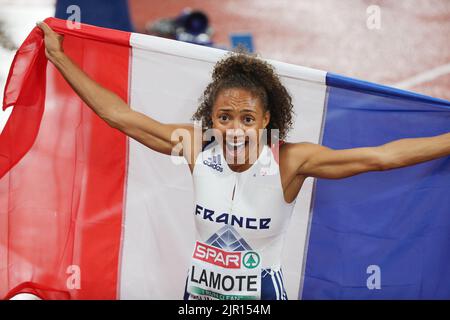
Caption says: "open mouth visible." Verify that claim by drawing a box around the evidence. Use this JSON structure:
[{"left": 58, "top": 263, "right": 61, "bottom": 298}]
[{"left": 224, "top": 140, "right": 248, "bottom": 160}]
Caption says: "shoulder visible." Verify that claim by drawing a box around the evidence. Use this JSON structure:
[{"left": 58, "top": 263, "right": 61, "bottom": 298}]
[{"left": 188, "top": 130, "right": 218, "bottom": 174}]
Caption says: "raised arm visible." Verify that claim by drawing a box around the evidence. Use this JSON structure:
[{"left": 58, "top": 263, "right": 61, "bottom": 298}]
[
  {"left": 37, "top": 22, "right": 198, "bottom": 167},
  {"left": 289, "top": 132, "right": 450, "bottom": 179}
]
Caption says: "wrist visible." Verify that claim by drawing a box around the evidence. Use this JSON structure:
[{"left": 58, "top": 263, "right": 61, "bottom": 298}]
[{"left": 48, "top": 50, "right": 66, "bottom": 65}]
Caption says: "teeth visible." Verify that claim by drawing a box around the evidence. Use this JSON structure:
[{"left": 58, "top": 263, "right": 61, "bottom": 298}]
[{"left": 226, "top": 140, "right": 245, "bottom": 147}]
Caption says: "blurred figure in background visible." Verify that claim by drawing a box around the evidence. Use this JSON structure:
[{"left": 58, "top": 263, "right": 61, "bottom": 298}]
[{"left": 146, "top": 8, "right": 213, "bottom": 46}]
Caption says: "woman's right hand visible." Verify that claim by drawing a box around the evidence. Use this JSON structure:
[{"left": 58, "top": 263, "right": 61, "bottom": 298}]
[{"left": 36, "top": 21, "right": 64, "bottom": 62}]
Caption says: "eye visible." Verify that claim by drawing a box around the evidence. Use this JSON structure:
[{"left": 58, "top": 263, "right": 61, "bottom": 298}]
[
  {"left": 243, "top": 116, "right": 255, "bottom": 124},
  {"left": 219, "top": 114, "right": 230, "bottom": 122}
]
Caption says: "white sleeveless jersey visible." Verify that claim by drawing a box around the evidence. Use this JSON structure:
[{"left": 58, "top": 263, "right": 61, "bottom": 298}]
[{"left": 185, "top": 140, "right": 296, "bottom": 300}]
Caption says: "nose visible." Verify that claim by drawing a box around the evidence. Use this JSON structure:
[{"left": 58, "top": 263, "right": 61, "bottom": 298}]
[{"left": 232, "top": 118, "right": 245, "bottom": 130}]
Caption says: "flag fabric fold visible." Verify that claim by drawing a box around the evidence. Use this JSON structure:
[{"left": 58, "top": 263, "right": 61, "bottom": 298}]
[{"left": 1, "top": 17, "right": 449, "bottom": 300}]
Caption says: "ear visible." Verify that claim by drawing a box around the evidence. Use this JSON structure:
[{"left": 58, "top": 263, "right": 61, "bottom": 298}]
[{"left": 263, "top": 110, "right": 270, "bottom": 128}]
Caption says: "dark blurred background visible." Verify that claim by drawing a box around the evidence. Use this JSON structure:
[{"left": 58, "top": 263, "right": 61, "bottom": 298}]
[{"left": 1, "top": 0, "right": 450, "bottom": 105}]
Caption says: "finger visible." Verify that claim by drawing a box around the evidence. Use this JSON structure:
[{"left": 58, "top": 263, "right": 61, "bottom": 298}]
[{"left": 36, "top": 21, "right": 53, "bottom": 35}]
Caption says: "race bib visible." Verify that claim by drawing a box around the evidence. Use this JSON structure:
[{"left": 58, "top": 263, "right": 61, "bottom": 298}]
[{"left": 187, "top": 241, "right": 262, "bottom": 300}]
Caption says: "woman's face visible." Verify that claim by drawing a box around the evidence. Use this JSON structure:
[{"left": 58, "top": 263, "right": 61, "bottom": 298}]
[{"left": 211, "top": 87, "right": 270, "bottom": 166}]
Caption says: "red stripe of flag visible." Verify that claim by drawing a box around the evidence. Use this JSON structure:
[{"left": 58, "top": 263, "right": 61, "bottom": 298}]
[{"left": 1, "top": 18, "right": 130, "bottom": 299}]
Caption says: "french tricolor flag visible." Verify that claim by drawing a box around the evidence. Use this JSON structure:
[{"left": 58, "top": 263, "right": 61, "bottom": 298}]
[{"left": 1, "top": 18, "right": 449, "bottom": 300}]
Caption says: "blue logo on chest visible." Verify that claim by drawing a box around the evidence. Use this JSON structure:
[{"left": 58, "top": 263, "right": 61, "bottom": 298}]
[{"left": 203, "top": 154, "right": 223, "bottom": 172}]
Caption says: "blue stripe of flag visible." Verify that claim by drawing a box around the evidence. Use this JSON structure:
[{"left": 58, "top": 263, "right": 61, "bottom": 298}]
[{"left": 301, "top": 73, "right": 450, "bottom": 299}]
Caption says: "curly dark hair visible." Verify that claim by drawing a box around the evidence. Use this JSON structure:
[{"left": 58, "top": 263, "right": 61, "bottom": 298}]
[{"left": 191, "top": 49, "right": 295, "bottom": 141}]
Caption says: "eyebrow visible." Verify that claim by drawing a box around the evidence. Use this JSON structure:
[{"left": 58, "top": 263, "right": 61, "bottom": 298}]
[{"left": 217, "top": 107, "right": 257, "bottom": 113}]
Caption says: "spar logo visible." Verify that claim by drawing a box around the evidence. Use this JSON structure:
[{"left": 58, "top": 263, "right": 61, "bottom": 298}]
[
  {"left": 193, "top": 241, "right": 260, "bottom": 269},
  {"left": 194, "top": 241, "right": 241, "bottom": 269},
  {"left": 243, "top": 252, "right": 260, "bottom": 269}
]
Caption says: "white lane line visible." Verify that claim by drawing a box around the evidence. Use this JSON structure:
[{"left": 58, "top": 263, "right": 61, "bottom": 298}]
[{"left": 392, "top": 63, "right": 450, "bottom": 89}]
